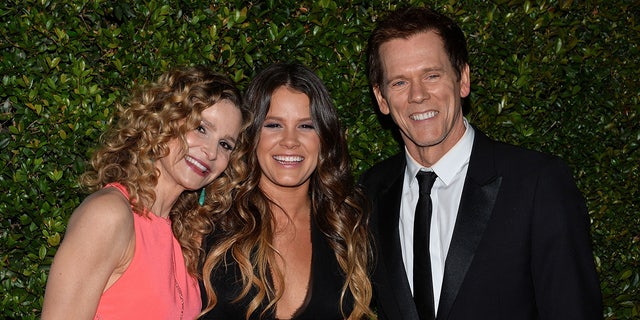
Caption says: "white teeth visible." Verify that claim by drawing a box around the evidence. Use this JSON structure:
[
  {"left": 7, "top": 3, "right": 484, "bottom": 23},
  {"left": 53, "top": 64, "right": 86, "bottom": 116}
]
[
  {"left": 410, "top": 111, "right": 438, "bottom": 121},
  {"left": 273, "top": 155, "right": 304, "bottom": 163},
  {"left": 186, "top": 156, "right": 207, "bottom": 172}
]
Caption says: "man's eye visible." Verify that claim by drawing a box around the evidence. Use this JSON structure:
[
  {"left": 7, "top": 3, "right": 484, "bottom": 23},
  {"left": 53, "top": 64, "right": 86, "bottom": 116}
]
[{"left": 391, "top": 80, "right": 407, "bottom": 87}]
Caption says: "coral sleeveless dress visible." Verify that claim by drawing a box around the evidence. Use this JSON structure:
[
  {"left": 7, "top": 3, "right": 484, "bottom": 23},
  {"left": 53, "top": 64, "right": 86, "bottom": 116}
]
[{"left": 94, "top": 183, "right": 201, "bottom": 319}]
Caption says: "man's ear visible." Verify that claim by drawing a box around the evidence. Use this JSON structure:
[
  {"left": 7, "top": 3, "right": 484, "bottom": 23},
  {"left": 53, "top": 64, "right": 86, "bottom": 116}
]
[
  {"left": 373, "top": 85, "right": 390, "bottom": 115},
  {"left": 459, "top": 63, "right": 471, "bottom": 98}
]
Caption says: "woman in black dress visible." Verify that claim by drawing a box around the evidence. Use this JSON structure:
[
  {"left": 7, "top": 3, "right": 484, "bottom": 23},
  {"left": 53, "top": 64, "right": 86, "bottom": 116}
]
[{"left": 200, "top": 62, "right": 375, "bottom": 320}]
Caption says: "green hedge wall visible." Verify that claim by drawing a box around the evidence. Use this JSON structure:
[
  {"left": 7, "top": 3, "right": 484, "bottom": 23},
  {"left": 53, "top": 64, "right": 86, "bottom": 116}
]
[{"left": 1, "top": 0, "right": 638, "bottom": 318}]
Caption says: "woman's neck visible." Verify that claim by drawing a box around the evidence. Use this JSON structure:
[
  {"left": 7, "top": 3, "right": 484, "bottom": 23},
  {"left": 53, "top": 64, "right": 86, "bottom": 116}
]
[
  {"left": 263, "top": 188, "right": 311, "bottom": 228},
  {"left": 150, "top": 183, "right": 183, "bottom": 218},
  {"left": 260, "top": 180, "right": 312, "bottom": 223}
]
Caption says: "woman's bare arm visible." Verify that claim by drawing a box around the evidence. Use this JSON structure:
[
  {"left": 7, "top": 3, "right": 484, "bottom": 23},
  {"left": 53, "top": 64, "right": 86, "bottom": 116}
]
[{"left": 41, "top": 188, "right": 135, "bottom": 319}]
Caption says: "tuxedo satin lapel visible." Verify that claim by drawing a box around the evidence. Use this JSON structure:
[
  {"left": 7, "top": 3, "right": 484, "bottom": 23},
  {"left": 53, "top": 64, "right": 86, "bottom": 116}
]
[
  {"left": 376, "top": 173, "right": 420, "bottom": 319},
  {"left": 367, "top": 154, "right": 420, "bottom": 320},
  {"left": 437, "top": 176, "right": 501, "bottom": 319},
  {"left": 437, "top": 129, "right": 501, "bottom": 320},
  {"left": 377, "top": 177, "right": 404, "bottom": 277}
]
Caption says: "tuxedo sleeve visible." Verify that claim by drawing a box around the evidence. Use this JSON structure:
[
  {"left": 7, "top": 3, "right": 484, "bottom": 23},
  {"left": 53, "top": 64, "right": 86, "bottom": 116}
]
[{"left": 530, "top": 158, "right": 602, "bottom": 319}]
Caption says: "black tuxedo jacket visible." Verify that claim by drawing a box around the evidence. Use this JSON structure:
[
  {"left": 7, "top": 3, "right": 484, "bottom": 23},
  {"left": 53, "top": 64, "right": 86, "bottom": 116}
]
[{"left": 359, "top": 128, "right": 602, "bottom": 320}]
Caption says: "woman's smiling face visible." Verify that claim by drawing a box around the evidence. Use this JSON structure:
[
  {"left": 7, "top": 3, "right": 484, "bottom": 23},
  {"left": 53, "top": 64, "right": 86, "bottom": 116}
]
[
  {"left": 256, "top": 86, "right": 320, "bottom": 193},
  {"left": 157, "top": 99, "right": 242, "bottom": 192}
]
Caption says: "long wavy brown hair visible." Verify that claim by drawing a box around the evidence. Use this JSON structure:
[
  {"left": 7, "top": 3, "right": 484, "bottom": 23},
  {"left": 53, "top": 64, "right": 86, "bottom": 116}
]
[
  {"left": 201, "top": 62, "right": 375, "bottom": 319},
  {"left": 80, "top": 66, "right": 248, "bottom": 277}
]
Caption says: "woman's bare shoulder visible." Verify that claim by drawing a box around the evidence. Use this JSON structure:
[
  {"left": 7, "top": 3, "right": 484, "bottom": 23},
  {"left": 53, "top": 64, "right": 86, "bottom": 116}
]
[{"left": 69, "top": 186, "right": 134, "bottom": 230}]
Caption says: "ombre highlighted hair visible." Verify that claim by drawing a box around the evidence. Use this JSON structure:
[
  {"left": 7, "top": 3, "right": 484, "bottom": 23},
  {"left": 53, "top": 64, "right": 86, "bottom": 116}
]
[{"left": 201, "top": 62, "right": 375, "bottom": 319}]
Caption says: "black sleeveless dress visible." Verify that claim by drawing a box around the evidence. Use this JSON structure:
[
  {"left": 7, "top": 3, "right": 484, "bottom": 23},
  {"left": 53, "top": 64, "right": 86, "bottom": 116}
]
[{"left": 200, "top": 218, "right": 354, "bottom": 320}]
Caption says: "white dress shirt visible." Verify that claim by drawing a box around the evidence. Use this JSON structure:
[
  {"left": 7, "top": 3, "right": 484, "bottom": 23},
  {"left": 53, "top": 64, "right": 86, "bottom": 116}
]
[{"left": 399, "top": 119, "right": 474, "bottom": 312}]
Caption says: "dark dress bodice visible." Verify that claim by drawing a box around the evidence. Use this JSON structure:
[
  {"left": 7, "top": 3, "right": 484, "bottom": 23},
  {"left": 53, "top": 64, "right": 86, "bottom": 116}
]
[{"left": 200, "top": 218, "right": 354, "bottom": 320}]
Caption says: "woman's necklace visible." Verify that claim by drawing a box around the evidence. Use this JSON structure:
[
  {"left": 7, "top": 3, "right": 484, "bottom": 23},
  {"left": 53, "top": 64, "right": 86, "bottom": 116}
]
[{"left": 167, "top": 219, "right": 185, "bottom": 320}]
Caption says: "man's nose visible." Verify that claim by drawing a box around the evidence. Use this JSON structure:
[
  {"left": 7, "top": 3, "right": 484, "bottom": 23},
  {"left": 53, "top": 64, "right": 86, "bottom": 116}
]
[{"left": 408, "top": 82, "right": 430, "bottom": 103}]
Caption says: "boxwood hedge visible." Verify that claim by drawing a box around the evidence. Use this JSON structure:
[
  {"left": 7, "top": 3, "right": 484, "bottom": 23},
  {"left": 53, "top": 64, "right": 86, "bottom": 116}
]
[{"left": 1, "top": 0, "right": 638, "bottom": 318}]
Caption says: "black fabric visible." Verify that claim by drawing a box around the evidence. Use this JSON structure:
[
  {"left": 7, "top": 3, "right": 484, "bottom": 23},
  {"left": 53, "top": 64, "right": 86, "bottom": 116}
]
[
  {"left": 413, "top": 171, "right": 437, "bottom": 320},
  {"left": 200, "top": 218, "right": 353, "bottom": 320},
  {"left": 359, "top": 127, "right": 603, "bottom": 320}
]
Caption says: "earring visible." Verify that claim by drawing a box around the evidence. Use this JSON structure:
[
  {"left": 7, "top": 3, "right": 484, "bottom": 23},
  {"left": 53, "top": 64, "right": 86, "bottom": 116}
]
[{"left": 198, "top": 188, "right": 206, "bottom": 206}]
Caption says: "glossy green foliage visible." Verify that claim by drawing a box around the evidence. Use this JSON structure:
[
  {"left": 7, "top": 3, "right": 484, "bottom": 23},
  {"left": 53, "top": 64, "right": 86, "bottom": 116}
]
[{"left": 1, "top": 0, "right": 638, "bottom": 318}]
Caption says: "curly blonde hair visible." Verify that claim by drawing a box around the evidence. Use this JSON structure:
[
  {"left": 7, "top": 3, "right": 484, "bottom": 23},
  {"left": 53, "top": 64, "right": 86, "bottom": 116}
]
[
  {"left": 201, "top": 63, "right": 375, "bottom": 319},
  {"left": 80, "top": 66, "right": 248, "bottom": 277}
]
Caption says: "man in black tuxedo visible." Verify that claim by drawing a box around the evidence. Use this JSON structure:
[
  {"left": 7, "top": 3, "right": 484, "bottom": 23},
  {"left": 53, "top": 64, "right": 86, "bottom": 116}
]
[{"left": 360, "top": 6, "right": 602, "bottom": 320}]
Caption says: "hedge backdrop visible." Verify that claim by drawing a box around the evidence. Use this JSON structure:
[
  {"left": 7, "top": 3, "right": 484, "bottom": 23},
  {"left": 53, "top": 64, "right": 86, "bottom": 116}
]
[{"left": 1, "top": 0, "right": 638, "bottom": 318}]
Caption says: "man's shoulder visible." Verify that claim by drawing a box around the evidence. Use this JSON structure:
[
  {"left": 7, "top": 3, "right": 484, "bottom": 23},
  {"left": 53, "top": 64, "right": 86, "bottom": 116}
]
[
  {"left": 359, "top": 152, "right": 405, "bottom": 188},
  {"left": 474, "top": 129, "right": 570, "bottom": 176},
  {"left": 494, "top": 139, "right": 564, "bottom": 166},
  {"left": 475, "top": 128, "right": 563, "bottom": 163}
]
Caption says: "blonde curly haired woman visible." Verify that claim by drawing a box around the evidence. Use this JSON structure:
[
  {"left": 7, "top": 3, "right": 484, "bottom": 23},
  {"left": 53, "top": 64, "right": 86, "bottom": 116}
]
[{"left": 42, "top": 66, "right": 249, "bottom": 320}]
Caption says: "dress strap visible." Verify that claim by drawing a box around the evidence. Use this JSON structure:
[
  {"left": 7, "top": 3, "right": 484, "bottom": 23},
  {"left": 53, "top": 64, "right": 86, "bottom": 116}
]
[{"left": 105, "top": 182, "right": 130, "bottom": 200}]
